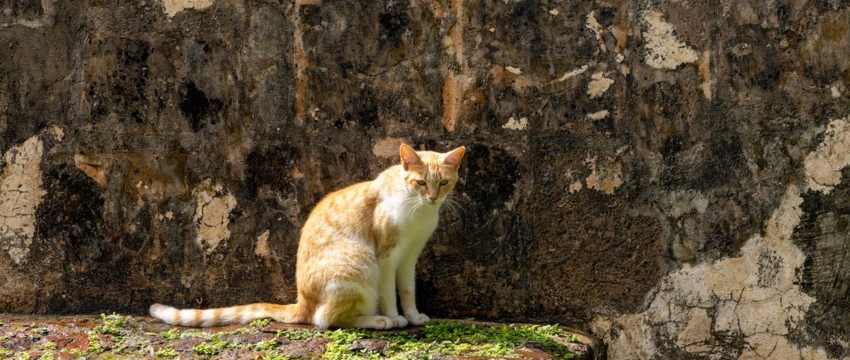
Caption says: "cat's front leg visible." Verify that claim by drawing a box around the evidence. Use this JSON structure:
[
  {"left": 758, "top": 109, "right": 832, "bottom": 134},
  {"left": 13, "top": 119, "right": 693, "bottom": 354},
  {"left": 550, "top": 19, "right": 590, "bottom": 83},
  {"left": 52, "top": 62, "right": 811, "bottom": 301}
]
[
  {"left": 396, "top": 256, "right": 430, "bottom": 326},
  {"left": 378, "top": 259, "right": 408, "bottom": 328}
]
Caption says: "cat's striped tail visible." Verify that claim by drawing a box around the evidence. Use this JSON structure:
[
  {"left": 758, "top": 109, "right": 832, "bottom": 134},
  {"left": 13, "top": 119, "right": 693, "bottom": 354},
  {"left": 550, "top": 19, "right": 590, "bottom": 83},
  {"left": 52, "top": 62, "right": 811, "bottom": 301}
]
[{"left": 149, "top": 303, "right": 306, "bottom": 327}]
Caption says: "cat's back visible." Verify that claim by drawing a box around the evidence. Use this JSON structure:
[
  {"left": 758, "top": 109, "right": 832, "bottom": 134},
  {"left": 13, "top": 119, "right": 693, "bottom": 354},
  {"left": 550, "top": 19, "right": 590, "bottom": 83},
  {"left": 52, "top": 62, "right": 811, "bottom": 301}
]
[
  {"left": 305, "top": 166, "right": 403, "bottom": 223},
  {"left": 307, "top": 181, "right": 375, "bottom": 223}
]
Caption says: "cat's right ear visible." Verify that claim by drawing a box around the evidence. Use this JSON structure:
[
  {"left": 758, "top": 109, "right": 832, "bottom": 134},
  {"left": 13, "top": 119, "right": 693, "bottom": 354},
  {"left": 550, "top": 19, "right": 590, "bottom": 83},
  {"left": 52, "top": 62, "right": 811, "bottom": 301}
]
[
  {"left": 400, "top": 143, "right": 423, "bottom": 171},
  {"left": 443, "top": 146, "right": 466, "bottom": 170}
]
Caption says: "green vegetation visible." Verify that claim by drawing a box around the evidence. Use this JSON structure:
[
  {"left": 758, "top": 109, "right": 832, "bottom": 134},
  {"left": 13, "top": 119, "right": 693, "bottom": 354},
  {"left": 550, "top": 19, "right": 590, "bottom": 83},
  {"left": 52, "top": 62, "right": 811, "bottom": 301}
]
[
  {"left": 277, "top": 328, "right": 323, "bottom": 341},
  {"left": 87, "top": 331, "right": 103, "bottom": 353},
  {"left": 0, "top": 315, "right": 583, "bottom": 359},
  {"left": 250, "top": 318, "right": 272, "bottom": 327},
  {"left": 144, "top": 320, "right": 580, "bottom": 359},
  {"left": 91, "top": 314, "right": 127, "bottom": 336},
  {"left": 193, "top": 340, "right": 229, "bottom": 356},
  {"left": 421, "top": 322, "right": 580, "bottom": 359},
  {"left": 154, "top": 345, "right": 179, "bottom": 358},
  {"left": 268, "top": 321, "right": 580, "bottom": 359},
  {"left": 158, "top": 328, "right": 181, "bottom": 340},
  {"left": 254, "top": 339, "right": 280, "bottom": 351}
]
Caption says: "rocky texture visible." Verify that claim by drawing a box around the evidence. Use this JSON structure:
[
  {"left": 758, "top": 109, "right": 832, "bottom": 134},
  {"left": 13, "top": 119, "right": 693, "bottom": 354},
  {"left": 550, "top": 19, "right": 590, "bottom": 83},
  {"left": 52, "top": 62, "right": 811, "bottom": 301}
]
[{"left": 2, "top": 0, "right": 850, "bottom": 358}]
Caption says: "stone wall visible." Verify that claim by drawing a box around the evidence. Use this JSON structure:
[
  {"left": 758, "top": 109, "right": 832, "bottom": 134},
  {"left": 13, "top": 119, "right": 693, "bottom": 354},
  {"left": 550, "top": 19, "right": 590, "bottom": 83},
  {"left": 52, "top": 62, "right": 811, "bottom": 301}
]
[{"left": 1, "top": 0, "right": 849, "bottom": 358}]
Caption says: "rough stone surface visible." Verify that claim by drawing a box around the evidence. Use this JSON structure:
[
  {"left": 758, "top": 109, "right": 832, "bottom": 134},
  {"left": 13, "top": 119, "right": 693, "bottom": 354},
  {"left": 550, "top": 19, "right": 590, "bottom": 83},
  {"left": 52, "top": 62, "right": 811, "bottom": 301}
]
[{"left": 1, "top": 0, "right": 850, "bottom": 358}]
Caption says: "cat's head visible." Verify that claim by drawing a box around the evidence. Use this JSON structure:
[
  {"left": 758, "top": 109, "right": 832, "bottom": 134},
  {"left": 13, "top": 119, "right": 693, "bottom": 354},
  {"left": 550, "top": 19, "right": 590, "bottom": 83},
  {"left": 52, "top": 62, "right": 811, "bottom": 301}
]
[{"left": 400, "top": 143, "right": 466, "bottom": 205}]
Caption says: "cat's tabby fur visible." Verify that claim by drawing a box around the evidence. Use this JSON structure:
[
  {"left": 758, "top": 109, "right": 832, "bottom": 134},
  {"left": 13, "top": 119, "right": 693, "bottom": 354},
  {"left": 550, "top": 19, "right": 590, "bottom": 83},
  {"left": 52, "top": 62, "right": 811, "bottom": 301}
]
[{"left": 150, "top": 143, "right": 466, "bottom": 329}]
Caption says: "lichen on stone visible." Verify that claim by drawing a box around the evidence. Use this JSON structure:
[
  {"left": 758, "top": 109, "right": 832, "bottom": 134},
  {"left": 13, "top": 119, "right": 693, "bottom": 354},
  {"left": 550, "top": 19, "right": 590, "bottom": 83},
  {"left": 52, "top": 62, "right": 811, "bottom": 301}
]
[
  {"left": 642, "top": 10, "right": 700, "bottom": 70},
  {"left": 193, "top": 181, "right": 237, "bottom": 254},
  {"left": 804, "top": 117, "right": 850, "bottom": 194},
  {"left": 0, "top": 135, "right": 46, "bottom": 265},
  {"left": 587, "top": 72, "right": 614, "bottom": 99},
  {"left": 161, "top": 0, "right": 214, "bottom": 17}
]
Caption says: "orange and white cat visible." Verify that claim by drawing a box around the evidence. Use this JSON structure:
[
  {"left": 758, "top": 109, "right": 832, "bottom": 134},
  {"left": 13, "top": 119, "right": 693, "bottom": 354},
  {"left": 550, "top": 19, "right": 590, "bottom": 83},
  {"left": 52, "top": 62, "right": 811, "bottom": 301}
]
[{"left": 150, "top": 143, "right": 466, "bottom": 329}]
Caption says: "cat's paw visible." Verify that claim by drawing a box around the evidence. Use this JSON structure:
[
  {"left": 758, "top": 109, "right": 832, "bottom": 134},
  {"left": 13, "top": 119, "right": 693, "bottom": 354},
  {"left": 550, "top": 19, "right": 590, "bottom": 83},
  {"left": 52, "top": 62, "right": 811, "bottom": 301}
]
[
  {"left": 405, "top": 312, "right": 430, "bottom": 326},
  {"left": 354, "top": 315, "right": 394, "bottom": 330},
  {"left": 390, "top": 315, "right": 409, "bottom": 328},
  {"left": 374, "top": 316, "right": 394, "bottom": 330}
]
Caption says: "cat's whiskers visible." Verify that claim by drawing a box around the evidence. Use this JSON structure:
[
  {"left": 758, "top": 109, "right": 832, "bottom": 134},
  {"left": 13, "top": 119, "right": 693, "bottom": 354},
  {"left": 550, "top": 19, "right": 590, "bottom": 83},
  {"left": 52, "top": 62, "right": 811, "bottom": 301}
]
[
  {"left": 440, "top": 195, "right": 467, "bottom": 219},
  {"left": 400, "top": 196, "right": 422, "bottom": 220}
]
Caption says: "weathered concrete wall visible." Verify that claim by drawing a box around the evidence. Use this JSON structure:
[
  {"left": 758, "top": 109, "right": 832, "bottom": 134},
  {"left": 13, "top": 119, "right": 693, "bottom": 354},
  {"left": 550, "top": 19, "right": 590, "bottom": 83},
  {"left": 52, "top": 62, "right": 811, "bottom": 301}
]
[{"left": 2, "top": 0, "right": 850, "bottom": 358}]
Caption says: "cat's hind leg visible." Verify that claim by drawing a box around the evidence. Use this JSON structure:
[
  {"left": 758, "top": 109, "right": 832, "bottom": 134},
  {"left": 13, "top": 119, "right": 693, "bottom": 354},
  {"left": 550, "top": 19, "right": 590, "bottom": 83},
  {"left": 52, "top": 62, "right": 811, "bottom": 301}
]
[{"left": 312, "top": 281, "right": 393, "bottom": 330}]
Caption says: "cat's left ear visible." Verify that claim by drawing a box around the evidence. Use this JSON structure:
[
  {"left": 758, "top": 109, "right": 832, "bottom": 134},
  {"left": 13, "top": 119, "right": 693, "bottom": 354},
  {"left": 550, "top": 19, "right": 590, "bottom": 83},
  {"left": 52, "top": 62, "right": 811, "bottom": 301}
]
[
  {"left": 400, "top": 143, "right": 423, "bottom": 171},
  {"left": 443, "top": 146, "right": 466, "bottom": 170}
]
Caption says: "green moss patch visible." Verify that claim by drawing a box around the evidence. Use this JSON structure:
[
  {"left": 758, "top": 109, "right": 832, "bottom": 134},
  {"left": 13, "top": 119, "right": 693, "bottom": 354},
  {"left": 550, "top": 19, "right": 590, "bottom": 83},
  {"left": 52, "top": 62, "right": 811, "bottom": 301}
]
[{"left": 0, "top": 315, "right": 592, "bottom": 359}]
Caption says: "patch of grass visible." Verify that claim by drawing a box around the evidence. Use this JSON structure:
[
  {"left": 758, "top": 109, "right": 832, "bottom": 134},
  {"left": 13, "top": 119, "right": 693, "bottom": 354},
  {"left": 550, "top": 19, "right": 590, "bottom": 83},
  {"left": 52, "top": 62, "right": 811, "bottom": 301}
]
[
  {"left": 154, "top": 345, "right": 179, "bottom": 358},
  {"left": 192, "top": 339, "right": 230, "bottom": 356},
  {"left": 254, "top": 339, "right": 279, "bottom": 351},
  {"left": 92, "top": 314, "right": 126, "bottom": 336},
  {"left": 276, "top": 329, "right": 324, "bottom": 341},
  {"left": 85, "top": 313, "right": 131, "bottom": 355},
  {"left": 1, "top": 315, "right": 583, "bottom": 359},
  {"left": 224, "top": 326, "right": 259, "bottom": 335},
  {"left": 419, "top": 322, "right": 579, "bottom": 359},
  {"left": 249, "top": 318, "right": 272, "bottom": 327},
  {"left": 276, "top": 321, "right": 580, "bottom": 359},
  {"left": 158, "top": 328, "right": 181, "bottom": 340},
  {"left": 87, "top": 332, "right": 102, "bottom": 353}
]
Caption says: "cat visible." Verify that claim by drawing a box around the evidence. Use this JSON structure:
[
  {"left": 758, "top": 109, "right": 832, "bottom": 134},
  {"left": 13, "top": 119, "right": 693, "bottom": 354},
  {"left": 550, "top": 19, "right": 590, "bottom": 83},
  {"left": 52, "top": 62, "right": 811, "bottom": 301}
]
[{"left": 150, "top": 143, "right": 466, "bottom": 329}]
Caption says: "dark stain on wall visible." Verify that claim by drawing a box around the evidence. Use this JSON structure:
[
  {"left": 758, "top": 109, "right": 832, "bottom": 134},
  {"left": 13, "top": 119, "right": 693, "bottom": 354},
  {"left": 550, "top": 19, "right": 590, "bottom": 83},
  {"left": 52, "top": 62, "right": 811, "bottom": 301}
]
[
  {"left": 792, "top": 167, "right": 850, "bottom": 359},
  {"left": 179, "top": 81, "right": 224, "bottom": 132},
  {"left": 36, "top": 164, "right": 106, "bottom": 266}
]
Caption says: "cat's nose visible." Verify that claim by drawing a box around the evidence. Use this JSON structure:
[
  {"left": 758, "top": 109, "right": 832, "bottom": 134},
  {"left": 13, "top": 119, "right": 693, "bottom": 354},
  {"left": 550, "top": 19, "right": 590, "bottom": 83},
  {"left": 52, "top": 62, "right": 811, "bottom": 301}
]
[{"left": 429, "top": 196, "right": 437, "bottom": 202}]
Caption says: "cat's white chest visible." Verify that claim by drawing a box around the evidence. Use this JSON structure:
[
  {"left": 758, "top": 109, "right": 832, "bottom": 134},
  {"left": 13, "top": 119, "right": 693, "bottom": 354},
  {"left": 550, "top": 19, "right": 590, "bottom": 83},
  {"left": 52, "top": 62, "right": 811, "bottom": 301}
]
[
  {"left": 384, "top": 194, "right": 440, "bottom": 244},
  {"left": 397, "top": 206, "right": 439, "bottom": 242}
]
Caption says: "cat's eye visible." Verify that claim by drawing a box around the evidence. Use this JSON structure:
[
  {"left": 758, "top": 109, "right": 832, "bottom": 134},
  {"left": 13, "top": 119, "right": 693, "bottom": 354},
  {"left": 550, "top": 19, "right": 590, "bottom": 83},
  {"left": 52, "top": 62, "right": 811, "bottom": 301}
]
[
  {"left": 439, "top": 180, "right": 449, "bottom": 186},
  {"left": 416, "top": 180, "right": 426, "bottom": 186}
]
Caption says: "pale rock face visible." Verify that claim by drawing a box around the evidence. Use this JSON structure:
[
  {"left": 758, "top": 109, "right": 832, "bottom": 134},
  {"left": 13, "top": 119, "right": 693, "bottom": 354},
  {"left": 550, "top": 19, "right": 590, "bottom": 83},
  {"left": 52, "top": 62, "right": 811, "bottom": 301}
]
[
  {"left": 804, "top": 117, "right": 850, "bottom": 194},
  {"left": 0, "top": 135, "right": 45, "bottom": 265},
  {"left": 642, "top": 10, "right": 700, "bottom": 69},
  {"left": 161, "top": 0, "right": 214, "bottom": 17},
  {"left": 193, "top": 182, "right": 237, "bottom": 254}
]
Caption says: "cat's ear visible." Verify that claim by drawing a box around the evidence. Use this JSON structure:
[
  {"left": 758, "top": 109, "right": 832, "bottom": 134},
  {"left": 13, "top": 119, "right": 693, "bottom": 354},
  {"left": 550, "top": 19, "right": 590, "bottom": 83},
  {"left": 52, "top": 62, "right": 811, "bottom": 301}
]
[
  {"left": 443, "top": 146, "right": 466, "bottom": 170},
  {"left": 400, "top": 143, "right": 423, "bottom": 171}
]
